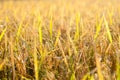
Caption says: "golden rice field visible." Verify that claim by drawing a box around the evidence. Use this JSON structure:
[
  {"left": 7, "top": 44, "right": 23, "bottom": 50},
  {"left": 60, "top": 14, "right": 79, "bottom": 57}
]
[{"left": 0, "top": 0, "right": 120, "bottom": 80}]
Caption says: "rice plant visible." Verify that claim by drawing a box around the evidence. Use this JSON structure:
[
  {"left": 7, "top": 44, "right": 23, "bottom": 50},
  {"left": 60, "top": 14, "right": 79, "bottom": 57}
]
[{"left": 0, "top": 0, "right": 119, "bottom": 79}]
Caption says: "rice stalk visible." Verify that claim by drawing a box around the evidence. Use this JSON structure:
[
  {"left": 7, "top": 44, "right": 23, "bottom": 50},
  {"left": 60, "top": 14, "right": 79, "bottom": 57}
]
[
  {"left": 108, "top": 9, "right": 113, "bottom": 25},
  {"left": 5, "top": 16, "right": 9, "bottom": 23},
  {"left": 103, "top": 14, "right": 113, "bottom": 43},
  {"left": 0, "top": 27, "right": 7, "bottom": 42},
  {"left": 94, "top": 16, "right": 103, "bottom": 41},
  {"left": 116, "top": 58, "right": 120, "bottom": 80},
  {"left": 54, "top": 29, "right": 61, "bottom": 47},
  {"left": 38, "top": 14, "right": 43, "bottom": 45},
  {"left": 82, "top": 73, "right": 94, "bottom": 80},
  {"left": 67, "top": 32, "right": 77, "bottom": 55},
  {"left": 116, "top": 36, "right": 120, "bottom": 80},
  {"left": 58, "top": 38, "right": 69, "bottom": 70},
  {"left": 74, "top": 13, "right": 80, "bottom": 41},
  {"left": 10, "top": 35, "right": 16, "bottom": 80},
  {"left": 16, "top": 23, "right": 22, "bottom": 42},
  {"left": 33, "top": 37, "right": 39, "bottom": 80},
  {"left": 95, "top": 54, "right": 104, "bottom": 80},
  {"left": 70, "top": 71, "right": 76, "bottom": 80},
  {"left": 0, "top": 58, "right": 6, "bottom": 71},
  {"left": 49, "top": 14, "right": 53, "bottom": 39}
]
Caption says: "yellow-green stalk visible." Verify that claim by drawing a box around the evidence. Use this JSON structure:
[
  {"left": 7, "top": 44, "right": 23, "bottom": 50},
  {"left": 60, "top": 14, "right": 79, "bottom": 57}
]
[
  {"left": 38, "top": 14, "right": 43, "bottom": 45},
  {"left": 103, "top": 15, "right": 112, "bottom": 43},
  {"left": 0, "top": 27, "right": 7, "bottom": 41},
  {"left": 108, "top": 9, "right": 113, "bottom": 25},
  {"left": 95, "top": 54, "right": 104, "bottom": 80},
  {"left": 94, "top": 16, "right": 103, "bottom": 41},
  {"left": 116, "top": 36, "right": 120, "bottom": 80},
  {"left": 119, "top": 35, "right": 120, "bottom": 48},
  {"left": 37, "top": 14, "right": 46, "bottom": 73},
  {"left": 33, "top": 37, "right": 39, "bottom": 80},
  {"left": 74, "top": 13, "right": 80, "bottom": 41},
  {"left": 16, "top": 23, "right": 22, "bottom": 42},
  {"left": 6, "top": 16, "right": 9, "bottom": 23},
  {"left": 54, "top": 29, "right": 61, "bottom": 47},
  {"left": 80, "top": 18, "right": 83, "bottom": 36},
  {"left": 10, "top": 35, "right": 15, "bottom": 80},
  {"left": 82, "top": 74, "right": 94, "bottom": 80},
  {"left": 49, "top": 15, "right": 53, "bottom": 39},
  {"left": 70, "top": 71, "right": 76, "bottom": 80}
]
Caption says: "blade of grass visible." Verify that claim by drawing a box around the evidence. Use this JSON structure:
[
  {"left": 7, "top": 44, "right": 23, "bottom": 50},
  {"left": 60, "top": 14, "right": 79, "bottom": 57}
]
[
  {"left": 37, "top": 14, "right": 46, "bottom": 73},
  {"left": 94, "top": 16, "right": 103, "bottom": 41},
  {"left": 49, "top": 14, "right": 53, "bottom": 39},
  {"left": 89, "top": 75, "right": 94, "bottom": 80},
  {"left": 82, "top": 74, "right": 89, "bottom": 80},
  {"left": 39, "top": 48, "right": 46, "bottom": 70},
  {"left": 80, "top": 18, "right": 83, "bottom": 36},
  {"left": 108, "top": 8, "right": 113, "bottom": 25},
  {"left": 38, "top": 14, "right": 43, "bottom": 45},
  {"left": 118, "top": 35, "right": 120, "bottom": 48},
  {"left": 116, "top": 36, "right": 120, "bottom": 80},
  {"left": 6, "top": 16, "right": 9, "bottom": 23},
  {"left": 16, "top": 14, "right": 25, "bottom": 42},
  {"left": 116, "top": 59, "right": 120, "bottom": 80},
  {"left": 0, "top": 27, "right": 7, "bottom": 41},
  {"left": 82, "top": 74, "right": 94, "bottom": 80},
  {"left": 74, "top": 13, "right": 80, "bottom": 41},
  {"left": 54, "top": 29, "right": 61, "bottom": 47},
  {"left": 103, "top": 14, "right": 112, "bottom": 43},
  {"left": 16, "top": 23, "right": 22, "bottom": 42},
  {"left": 17, "top": 73, "right": 31, "bottom": 80}
]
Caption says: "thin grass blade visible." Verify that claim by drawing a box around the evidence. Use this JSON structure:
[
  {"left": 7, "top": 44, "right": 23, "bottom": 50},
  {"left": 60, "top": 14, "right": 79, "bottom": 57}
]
[
  {"left": 103, "top": 15, "right": 112, "bottom": 43},
  {"left": 0, "top": 27, "right": 7, "bottom": 41}
]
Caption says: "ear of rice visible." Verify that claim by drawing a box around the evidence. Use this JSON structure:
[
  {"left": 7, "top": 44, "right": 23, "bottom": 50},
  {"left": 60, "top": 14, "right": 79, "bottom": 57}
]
[{"left": 38, "top": 14, "right": 43, "bottom": 45}]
